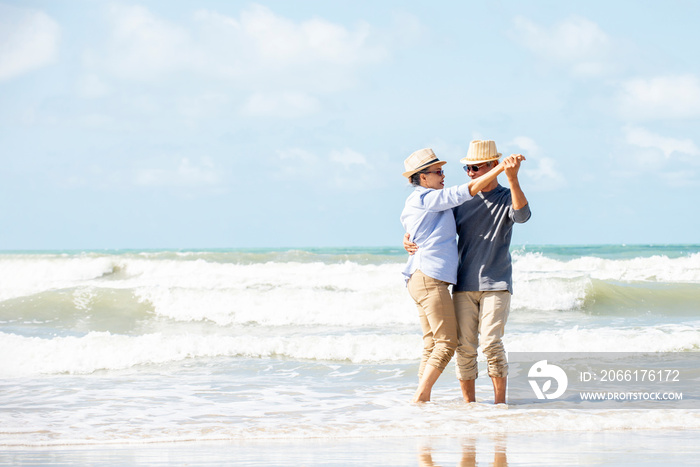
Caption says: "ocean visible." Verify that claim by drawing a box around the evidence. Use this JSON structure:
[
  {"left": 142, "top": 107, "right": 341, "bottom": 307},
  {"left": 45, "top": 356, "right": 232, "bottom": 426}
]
[{"left": 1, "top": 245, "right": 699, "bottom": 465}]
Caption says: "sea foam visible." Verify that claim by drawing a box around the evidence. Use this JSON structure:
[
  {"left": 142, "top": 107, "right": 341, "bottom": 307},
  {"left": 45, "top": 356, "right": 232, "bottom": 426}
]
[{"left": 2, "top": 322, "right": 698, "bottom": 377}]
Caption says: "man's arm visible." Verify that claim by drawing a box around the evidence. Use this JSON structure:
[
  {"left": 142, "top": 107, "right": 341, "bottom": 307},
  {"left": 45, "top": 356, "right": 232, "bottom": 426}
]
[{"left": 504, "top": 154, "right": 528, "bottom": 210}]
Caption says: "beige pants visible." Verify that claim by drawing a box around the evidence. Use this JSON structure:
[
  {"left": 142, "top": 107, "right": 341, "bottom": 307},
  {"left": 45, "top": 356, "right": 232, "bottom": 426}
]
[
  {"left": 407, "top": 270, "right": 458, "bottom": 376},
  {"left": 454, "top": 290, "right": 511, "bottom": 380}
]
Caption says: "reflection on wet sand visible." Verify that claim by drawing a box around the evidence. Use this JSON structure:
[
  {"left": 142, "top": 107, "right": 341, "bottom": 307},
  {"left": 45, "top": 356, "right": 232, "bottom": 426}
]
[{"left": 418, "top": 436, "right": 507, "bottom": 467}]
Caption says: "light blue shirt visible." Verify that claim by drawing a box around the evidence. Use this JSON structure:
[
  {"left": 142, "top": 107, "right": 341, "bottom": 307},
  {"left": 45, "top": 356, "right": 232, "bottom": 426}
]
[{"left": 400, "top": 184, "right": 473, "bottom": 285}]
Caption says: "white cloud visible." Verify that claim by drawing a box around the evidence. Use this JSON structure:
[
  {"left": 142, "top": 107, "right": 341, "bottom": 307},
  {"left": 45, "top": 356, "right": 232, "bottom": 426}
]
[
  {"left": 522, "top": 157, "right": 566, "bottom": 191},
  {"left": 241, "top": 92, "right": 321, "bottom": 118},
  {"left": 273, "top": 148, "right": 318, "bottom": 179},
  {"left": 83, "top": 3, "right": 393, "bottom": 118},
  {"left": 0, "top": 4, "right": 60, "bottom": 81},
  {"left": 617, "top": 75, "right": 700, "bottom": 120},
  {"left": 273, "top": 147, "right": 375, "bottom": 191},
  {"left": 509, "top": 137, "right": 541, "bottom": 156},
  {"left": 134, "top": 158, "right": 221, "bottom": 187},
  {"left": 194, "top": 5, "right": 386, "bottom": 68},
  {"left": 92, "top": 4, "right": 194, "bottom": 79},
  {"left": 504, "top": 136, "right": 564, "bottom": 191},
  {"left": 513, "top": 16, "right": 611, "bottom": 76},
  {"left": 277, "top": 148, "right": 318, "bottom": 164},
  {"left": 91, "top": 3, "right": 386, "bottom": 83},
  {"left": 329, "top": 148, "right": 374, "bottom": 190},
  {"left": 624, "top": 126, "right": 700, "bottom": 159},
  {"left": 330, "top": 148, "right": 368, "bottom": 169},
  {"left": 505, "top": 137, "right": 566, "bottom": 190}
]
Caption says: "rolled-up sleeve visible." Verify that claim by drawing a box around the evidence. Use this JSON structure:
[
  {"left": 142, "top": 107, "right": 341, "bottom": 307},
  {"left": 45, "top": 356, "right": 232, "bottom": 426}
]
[{"left": 512, "top": 203, "right": 531, "bottom": 223}]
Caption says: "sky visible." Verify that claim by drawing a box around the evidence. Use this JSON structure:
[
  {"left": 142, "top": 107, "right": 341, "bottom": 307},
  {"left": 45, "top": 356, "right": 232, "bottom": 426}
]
[{"left": 1, "top": 0, "right": 699, "bottom": 250}]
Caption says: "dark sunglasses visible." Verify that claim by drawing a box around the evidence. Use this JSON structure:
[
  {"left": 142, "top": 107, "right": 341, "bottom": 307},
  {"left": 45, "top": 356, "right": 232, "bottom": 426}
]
[
  {"left": 423, "top": 169, "right": 444, "bottom": 176},
  {"left": 463, "top": 163, "right": 490, "bottom": 173}
]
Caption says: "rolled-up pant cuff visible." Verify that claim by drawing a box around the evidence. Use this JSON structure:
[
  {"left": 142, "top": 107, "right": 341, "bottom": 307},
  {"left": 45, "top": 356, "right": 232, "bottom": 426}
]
[{"left": 454, "top": 290, "right": 511, "bottom": 381}]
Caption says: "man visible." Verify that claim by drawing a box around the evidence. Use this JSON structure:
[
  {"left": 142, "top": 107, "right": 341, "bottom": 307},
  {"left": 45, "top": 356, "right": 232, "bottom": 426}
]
[{"left": 404, "top": 139, "right": 530, "bottom": 404}]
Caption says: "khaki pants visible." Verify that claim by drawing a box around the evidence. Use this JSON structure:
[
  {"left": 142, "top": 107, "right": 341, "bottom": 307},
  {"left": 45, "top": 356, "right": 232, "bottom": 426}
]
[
  {"left": 454, "top": 290, "right": 511, "bottom": 380},
  {"left": 407, "top": 270, "right": 458, "bottom": 376}
]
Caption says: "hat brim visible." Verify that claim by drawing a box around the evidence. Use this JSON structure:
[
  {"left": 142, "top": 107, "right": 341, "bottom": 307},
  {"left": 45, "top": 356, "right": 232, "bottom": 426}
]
[
  {"left": 459, "top": 154, "right": 501, "bottom": 165},
  {"left": 403, "top": 160, "right": 447, "bottom": 178}
]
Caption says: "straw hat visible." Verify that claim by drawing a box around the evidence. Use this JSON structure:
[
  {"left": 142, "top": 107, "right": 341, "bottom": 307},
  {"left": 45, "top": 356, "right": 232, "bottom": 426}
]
[
  {"left": 459, "top": 140, "right": 502, "bottom": 164},
  {"left": 402, "top": 148, "right": 447, "bottom": 178}
]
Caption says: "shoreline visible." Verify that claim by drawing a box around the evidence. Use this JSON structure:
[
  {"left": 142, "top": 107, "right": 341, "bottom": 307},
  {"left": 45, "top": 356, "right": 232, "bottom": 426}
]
[
  {"left": 2, "top": 243, "right": 700, "bottom": 255},
  {"left": 2, "top": 429, "right": 699, "bottom": 466}
]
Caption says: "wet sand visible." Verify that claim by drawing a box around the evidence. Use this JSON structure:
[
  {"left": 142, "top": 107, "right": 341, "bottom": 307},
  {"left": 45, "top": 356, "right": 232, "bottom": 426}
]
[{"left": 2, "top": 429, "right": 698, "bottom": 466}]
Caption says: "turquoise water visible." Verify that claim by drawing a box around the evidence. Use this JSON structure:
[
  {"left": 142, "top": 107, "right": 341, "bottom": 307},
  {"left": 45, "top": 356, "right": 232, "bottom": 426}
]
[
  {"left": 4, "top": 243, "right": 698, "bottom": 263},
  {"left": 514, "top": 244, "right": 700, "bottom": 260}
]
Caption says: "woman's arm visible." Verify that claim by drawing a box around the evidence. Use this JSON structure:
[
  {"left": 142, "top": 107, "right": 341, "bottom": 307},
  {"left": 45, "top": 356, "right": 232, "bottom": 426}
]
[
  {"left": 403, "top": 232, "right": 418, "bottom": 255},
  {"left": 466, "top": 154, "right": 525, "bottom": 196}
]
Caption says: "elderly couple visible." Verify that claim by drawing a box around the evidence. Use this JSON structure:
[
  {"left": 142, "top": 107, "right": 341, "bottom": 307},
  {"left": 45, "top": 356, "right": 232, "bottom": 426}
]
[{"left": 400, "top": 140, "right": 530, "bottom": 404}]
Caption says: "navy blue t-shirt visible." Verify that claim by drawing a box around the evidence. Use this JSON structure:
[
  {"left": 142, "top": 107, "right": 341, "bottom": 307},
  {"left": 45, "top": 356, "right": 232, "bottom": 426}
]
[{"left": 453, "top": 184, "right": 531, "bottom": 293}]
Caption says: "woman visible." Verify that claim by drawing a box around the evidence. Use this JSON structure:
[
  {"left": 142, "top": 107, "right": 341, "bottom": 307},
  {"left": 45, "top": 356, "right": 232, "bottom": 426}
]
[{"left": 401, "top": 148, "right": 506, "bottom": 402}]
